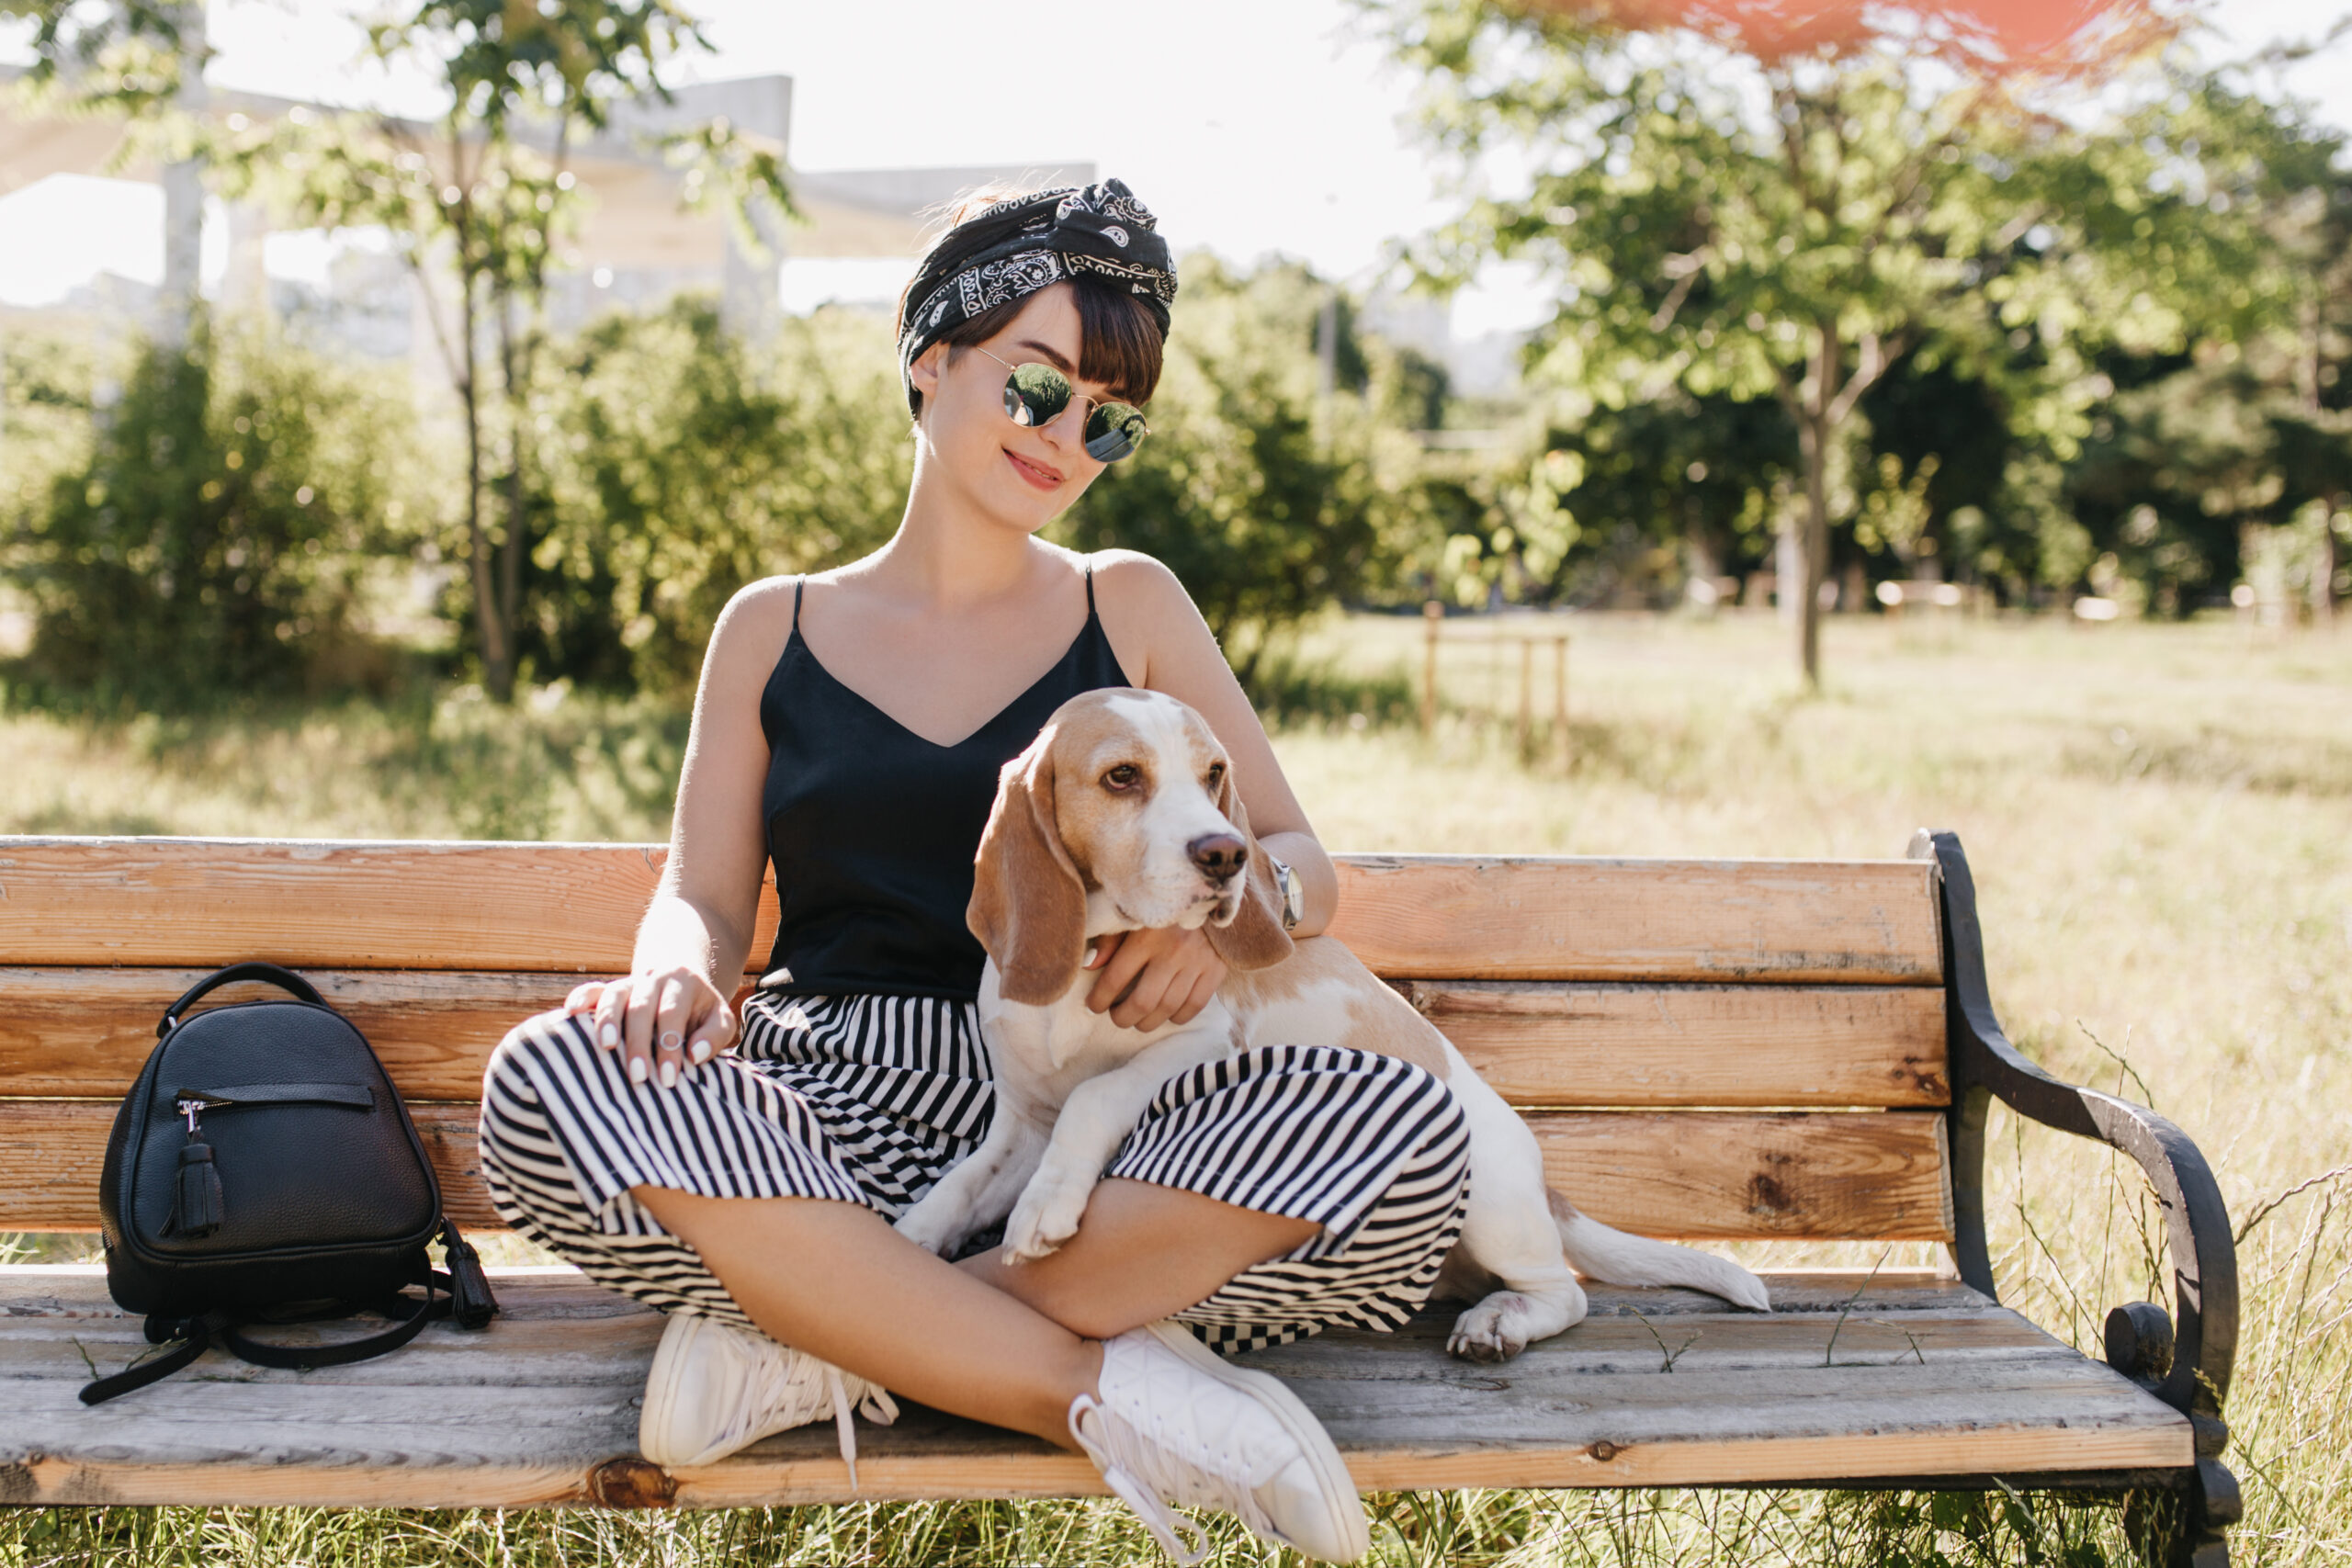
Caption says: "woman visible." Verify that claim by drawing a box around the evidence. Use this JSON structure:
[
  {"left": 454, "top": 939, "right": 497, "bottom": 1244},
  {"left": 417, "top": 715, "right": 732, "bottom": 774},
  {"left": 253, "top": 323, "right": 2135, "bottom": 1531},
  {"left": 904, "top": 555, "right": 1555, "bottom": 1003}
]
[{"left": 477, "top": 180, "right": 1469, "bottom": 1564}]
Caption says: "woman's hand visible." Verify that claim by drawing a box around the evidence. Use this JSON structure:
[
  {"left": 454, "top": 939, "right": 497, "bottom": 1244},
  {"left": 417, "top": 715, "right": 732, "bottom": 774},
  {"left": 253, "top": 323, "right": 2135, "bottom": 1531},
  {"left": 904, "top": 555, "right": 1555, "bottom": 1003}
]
[
  {"left": 1082, "top": 925, "right": 1228, "bottom": 1032},
  {"left": 561, "top": 965, "right": 739, "bottom": 1089}
]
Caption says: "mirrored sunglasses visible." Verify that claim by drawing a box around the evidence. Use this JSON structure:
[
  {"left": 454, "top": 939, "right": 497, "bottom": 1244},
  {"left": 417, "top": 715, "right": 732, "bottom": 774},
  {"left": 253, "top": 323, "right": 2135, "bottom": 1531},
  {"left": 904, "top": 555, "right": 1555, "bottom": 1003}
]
[{"left": 973, "top": 347, "right": 1150, "bottom": 464}]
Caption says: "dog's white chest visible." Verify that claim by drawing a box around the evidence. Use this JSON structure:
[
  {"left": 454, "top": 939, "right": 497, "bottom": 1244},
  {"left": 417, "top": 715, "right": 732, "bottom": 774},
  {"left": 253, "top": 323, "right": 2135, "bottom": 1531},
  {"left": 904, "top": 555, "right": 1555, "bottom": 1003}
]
[{"left": 976, "top": 968, "right": 1239, "bottom": 1120}]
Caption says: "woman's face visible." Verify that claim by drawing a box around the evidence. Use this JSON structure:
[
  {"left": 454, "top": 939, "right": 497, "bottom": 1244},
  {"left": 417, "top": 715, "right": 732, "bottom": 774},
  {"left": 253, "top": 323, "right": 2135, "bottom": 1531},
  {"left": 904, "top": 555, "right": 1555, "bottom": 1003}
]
[{"left": 909, "top": 284, "right": 1129, "bottom": 534}]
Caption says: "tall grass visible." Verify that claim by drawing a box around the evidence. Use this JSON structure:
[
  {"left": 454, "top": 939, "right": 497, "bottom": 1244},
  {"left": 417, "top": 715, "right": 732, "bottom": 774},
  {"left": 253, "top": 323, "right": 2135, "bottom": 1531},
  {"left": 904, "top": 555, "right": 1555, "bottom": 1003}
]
[{"left": 3, "top": 610, "right": 2346, "bottom": 1566}]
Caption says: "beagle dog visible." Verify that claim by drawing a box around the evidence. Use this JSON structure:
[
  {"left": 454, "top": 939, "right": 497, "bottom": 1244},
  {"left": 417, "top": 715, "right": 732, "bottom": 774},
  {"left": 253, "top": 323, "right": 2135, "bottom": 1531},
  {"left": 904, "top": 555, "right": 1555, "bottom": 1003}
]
[{"left": 893, "top": 689, "right": 1770, "bottom": 1359}]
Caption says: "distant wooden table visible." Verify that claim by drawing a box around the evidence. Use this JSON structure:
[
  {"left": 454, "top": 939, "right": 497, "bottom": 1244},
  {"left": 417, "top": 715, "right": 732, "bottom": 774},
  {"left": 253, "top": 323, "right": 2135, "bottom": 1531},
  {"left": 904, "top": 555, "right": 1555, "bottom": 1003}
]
[{"left": 1420, "top": 602, "right": 1572, "bottom": 762}]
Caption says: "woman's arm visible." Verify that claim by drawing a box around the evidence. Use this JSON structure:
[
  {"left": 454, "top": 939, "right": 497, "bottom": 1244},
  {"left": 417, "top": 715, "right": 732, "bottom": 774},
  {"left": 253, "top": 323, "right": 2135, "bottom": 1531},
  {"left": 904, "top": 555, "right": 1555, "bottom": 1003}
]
[
  {"left": 571, "top": 578, "right": 794, "bottom": 1088},
  {"left": 1096, "top": 551, "right": 1335, "bottom": 933},
  {"left": 1078, "top": 552, "right": 1338, "bottom": 1030}
]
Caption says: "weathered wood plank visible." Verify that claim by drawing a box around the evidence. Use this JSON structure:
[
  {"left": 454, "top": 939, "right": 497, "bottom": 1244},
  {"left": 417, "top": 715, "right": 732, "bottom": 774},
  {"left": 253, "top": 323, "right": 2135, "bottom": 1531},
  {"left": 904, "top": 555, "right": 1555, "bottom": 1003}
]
[
  {"left": 0, "top": 1266, "right": 2190, "bottom": 1507},
  {"left": 0, "top": 839, "right": 1940, "bottom": 984},
  {"left": 1, "top": 1105, "right": 1951, "bottom": 1242},
  {"left": 1, "top": 971, "right": 1947, "bottom": 1108},
  {"left": 0, "top": 838, "right": 747, "bottom": 974},
  {"left": 0, "top": 1294, "right": 2082, "bottom": 1382},
  {"left": 1329, "top": 854, "right": 1941, "bottom": 984},
  {"left": 0, "top": 1262, "right": 1994, "bottom": 1322},
  {"left": 1532, "top": 1111, "right": 1954, "bottom": 1242},
  {"left": 1405, "top": 981, "right": 1949, "bottom": 1106},
  {"left": 0, "top": 967, "right": 582, "bottom": 1100}
]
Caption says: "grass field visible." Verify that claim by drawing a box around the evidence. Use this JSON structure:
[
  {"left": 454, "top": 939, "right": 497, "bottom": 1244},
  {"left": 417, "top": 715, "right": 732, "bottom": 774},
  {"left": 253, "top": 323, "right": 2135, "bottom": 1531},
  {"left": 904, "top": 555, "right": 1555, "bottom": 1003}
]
[{"left": 3, "top": 609, "right": 2347, "bottom": 1566}]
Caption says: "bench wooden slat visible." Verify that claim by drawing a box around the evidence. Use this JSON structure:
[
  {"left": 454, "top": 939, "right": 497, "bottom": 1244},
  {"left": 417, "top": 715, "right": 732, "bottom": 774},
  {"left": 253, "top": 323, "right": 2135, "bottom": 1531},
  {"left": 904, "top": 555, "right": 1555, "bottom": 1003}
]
[
  {"left": 0, "top": 839, "right": 700, "bottom": 974},
  {"left": 1402, "top": 981, "right": 1949, "bottom": 1106},
  {"left": 0, "top": 1103, "right": 1951, "bottom": 1242},
  {"left": 0, "top": 1266, "right": 2188, "bottom": 1506},
  {"left": 1537, "top": 1110, "right": 1953, "bottom": 1242},
  {"left": 0, "top": 840, "right": 1941, "bottom": 984},
  {"left": 2, "top": 971, "right": 1949, "bottom": 1109},
  {"left": 1329, "top": 854, "right": 1942, "bottom": 984},
  {"left": 0, "top": 968, "right": 578, "bottom": 1100}
]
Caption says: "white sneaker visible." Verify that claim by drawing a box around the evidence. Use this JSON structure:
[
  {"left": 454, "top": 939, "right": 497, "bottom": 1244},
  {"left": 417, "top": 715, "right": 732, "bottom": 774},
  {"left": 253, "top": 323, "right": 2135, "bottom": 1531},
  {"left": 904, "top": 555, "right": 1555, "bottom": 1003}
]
[
  {"left": 638, "top": 1312, "right": 899, "bottom": 1484},
  {"left": 1070, "top": 1320, "right": 1370, "bottom": 1565}
]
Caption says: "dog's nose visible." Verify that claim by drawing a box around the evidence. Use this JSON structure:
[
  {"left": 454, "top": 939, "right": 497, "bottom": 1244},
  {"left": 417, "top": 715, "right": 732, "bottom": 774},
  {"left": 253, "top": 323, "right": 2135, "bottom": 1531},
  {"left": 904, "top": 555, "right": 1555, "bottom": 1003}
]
[{"left": 1189, "top": 833, "right": 1247, "bottom": 884}]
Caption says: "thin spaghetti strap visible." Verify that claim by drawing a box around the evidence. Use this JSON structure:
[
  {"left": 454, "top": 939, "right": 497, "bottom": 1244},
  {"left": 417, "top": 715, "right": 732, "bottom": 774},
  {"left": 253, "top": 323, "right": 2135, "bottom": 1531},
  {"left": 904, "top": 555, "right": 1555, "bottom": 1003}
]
[
  {"left": 1084, "top": 557, "right": 1096, "bottom": 615},
  {"left": 792, "top": 576, "right": 804, "bottom": 634}
]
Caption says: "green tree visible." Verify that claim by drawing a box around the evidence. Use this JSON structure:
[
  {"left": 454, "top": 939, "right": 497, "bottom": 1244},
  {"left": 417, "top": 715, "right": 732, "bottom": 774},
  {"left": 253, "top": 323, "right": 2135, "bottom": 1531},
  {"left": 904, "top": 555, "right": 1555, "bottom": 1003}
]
[
  {"left": 209, "top": 0, "right": 789, "bottom": 702},
  {"left": 2075, "top": 67, "right": 2352, "bottom": 616},
  {"left": 1367, "top": 0, "right": 2248, "bottom": 681},
  {"left": 536, "top": 299, "right": 910, "bottom": 694},
  {"left": 1056, "top": 257, "right": 1398, "bottom": 683},
  {"left": 6, "top": 322, "right": 413, "bottom": 707},
  {"left": 0, "top": 0, "right": 195, "bottom": 112}
]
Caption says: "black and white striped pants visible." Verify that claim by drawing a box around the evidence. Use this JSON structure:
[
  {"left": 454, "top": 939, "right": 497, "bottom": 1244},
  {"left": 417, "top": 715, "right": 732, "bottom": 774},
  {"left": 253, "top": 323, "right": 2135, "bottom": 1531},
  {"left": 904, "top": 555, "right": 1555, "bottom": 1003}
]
[{"left": 478, "top": 990, "right": 1472, "bottom": 1354}]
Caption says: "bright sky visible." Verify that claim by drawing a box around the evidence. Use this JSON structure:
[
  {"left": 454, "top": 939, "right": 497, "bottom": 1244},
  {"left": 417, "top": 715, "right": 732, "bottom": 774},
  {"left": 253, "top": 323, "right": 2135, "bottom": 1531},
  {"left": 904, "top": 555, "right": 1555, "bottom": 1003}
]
[{"left": 3, "top": 0, "right": 2348, "bottom": 332}]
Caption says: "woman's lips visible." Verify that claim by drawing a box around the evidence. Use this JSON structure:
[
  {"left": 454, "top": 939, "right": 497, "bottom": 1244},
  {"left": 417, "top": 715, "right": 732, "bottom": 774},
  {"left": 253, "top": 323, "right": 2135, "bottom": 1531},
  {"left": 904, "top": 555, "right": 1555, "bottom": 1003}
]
[{"left": 1005, "top": 448, "right": 1063, "bottom": 491}]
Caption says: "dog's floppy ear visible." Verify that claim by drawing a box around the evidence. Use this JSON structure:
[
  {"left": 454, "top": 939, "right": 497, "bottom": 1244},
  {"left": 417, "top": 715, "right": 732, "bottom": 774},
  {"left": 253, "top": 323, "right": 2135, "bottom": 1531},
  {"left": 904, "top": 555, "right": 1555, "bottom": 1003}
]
[
  {"left": 968, "top": 729, "right": 1089, "bottom": 1004},
  {"left": 1204, "top": 768, "right": 1295, "bottom": 973}
]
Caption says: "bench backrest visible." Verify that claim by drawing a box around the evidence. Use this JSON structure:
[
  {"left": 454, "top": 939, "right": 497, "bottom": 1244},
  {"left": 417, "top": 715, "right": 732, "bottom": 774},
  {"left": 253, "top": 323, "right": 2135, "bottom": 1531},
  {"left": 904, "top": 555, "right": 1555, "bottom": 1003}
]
[{"left": 0, "top": 839, "right": 1950, "bottom": 1245}]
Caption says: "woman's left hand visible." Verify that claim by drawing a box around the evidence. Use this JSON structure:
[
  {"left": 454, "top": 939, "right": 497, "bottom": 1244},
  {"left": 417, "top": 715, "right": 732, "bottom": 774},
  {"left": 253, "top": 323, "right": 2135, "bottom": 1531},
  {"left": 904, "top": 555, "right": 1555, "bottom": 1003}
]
[{"left": 1083, "top": 925, "right": 1228, "bottom": 1032}]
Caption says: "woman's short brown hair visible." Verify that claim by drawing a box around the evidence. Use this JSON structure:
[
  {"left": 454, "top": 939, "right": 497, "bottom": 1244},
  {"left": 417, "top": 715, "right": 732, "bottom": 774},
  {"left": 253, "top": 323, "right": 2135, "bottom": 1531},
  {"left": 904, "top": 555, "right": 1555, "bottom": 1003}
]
[{"left": 894, "top": 184, "right": 1167, "bottom": 422}]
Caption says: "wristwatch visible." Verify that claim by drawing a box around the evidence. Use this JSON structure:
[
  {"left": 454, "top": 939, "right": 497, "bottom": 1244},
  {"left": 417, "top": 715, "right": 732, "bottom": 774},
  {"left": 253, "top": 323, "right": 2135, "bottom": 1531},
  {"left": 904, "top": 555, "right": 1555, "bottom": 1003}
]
[{"left": 1267, "top": 855, "right": 1305, "bottom": 931}]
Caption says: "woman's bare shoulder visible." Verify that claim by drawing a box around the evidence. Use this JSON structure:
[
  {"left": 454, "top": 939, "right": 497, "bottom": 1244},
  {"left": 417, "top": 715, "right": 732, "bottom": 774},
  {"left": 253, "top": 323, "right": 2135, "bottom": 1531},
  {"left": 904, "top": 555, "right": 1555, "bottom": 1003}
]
[
  {"left": 1085, "top": 549, "right": 1216, "bottom": 689},
  {"left": 701, "top": 574, "right": 802, "bottom": 692},
  {"left": 1082, "top": 549, "right": 1183, "bottom": 685}
]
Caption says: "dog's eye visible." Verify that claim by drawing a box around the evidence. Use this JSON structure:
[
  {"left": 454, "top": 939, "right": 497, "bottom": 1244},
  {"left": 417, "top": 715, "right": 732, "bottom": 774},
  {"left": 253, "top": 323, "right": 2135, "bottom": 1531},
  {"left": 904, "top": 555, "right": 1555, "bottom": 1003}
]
[
  {"left": 1102, "top": 763, "right": 1142, "bottom": 792},
  {"left": 1205, "top": 762, "right": 1226, "bottom": 791}
]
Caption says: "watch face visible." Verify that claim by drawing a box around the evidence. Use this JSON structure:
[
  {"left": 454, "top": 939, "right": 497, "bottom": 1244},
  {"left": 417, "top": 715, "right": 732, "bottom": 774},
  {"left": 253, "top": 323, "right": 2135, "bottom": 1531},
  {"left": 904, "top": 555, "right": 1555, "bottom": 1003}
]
[{"left": 1271, "top": 857, "right": 1304, "bottom": 928}]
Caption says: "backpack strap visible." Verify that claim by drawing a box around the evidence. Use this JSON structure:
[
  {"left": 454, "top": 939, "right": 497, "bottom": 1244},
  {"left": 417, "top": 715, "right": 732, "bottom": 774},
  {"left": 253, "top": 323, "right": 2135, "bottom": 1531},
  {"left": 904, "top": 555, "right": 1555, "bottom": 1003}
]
[
  {"left": 221, "top": 1275, "right": 447, "bottom": 1371},
  {"left": 158, "top": 962, "right": 327, "bottom": 1036},
  {"left": 77, "top": 1309, "right": 233, "bottom": 1404},
  {"left": 76, "top": 1228, "right": 499, "bottom": 1405}
]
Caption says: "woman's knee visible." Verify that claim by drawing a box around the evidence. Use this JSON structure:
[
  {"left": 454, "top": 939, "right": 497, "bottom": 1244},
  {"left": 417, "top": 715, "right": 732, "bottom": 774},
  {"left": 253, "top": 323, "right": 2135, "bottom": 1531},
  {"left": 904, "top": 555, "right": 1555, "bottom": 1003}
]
[{"left": 481, "top": 1008, "right": 598, "bottom": 1101}]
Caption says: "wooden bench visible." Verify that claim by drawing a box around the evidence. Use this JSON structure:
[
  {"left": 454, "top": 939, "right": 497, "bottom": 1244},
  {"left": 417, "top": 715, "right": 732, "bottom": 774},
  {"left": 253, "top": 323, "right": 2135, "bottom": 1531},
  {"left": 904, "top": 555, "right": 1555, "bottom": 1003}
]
[{"left": 0, "top": 829, "right": 2238, "bottom": 1564}]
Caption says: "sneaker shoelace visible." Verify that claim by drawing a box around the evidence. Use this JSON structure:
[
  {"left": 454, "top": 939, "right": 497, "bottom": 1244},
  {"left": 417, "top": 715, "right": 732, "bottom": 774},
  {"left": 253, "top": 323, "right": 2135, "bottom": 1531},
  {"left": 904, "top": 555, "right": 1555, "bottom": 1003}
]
[
  {"left": 1068, "top": 1392, "right": 1287, "bottom": 1566},
  {"left": 722, "top": 1340, "right": 899, "bottom": 1488}
]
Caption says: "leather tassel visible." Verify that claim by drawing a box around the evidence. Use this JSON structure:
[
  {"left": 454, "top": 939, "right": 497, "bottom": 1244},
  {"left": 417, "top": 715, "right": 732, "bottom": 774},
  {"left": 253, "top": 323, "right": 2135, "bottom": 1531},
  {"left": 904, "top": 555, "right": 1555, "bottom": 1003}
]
[
  {"left": 441, "top": 1221, "right": 499, "bottom": 1329},
  {"left": 171, "top": 1134, "right": 224, "bottom": 1237}
]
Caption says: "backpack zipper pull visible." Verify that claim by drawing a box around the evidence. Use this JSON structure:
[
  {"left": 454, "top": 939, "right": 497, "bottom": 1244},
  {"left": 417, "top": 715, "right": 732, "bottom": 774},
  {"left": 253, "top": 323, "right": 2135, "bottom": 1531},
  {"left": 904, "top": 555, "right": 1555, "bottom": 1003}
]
[{"left": 170, "top": 1098, "right": 224, "bottom": 1237}]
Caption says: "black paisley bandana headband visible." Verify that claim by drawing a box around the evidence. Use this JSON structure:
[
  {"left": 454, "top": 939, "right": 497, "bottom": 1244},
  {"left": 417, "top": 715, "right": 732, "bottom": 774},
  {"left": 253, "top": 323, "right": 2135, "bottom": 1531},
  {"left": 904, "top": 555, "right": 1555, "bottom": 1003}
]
[{"left": 898, "top": 177, "right": 1177, "bottom": 414}]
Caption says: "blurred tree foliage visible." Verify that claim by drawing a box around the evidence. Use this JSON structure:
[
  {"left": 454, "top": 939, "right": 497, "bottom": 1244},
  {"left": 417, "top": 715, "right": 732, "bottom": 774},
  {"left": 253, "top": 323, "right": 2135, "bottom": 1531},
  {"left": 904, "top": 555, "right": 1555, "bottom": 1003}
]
[
  {"left": 1366, "top": 0, "right": 2352, "bottom": 669},
  {"left": 1056, "top": 256, "right": 1431, "bottom": 682},
  {"left": 3, "top": 321, "right": 415, "bottom": 709},
  {"left": 531, "top": 299, "right": 910, "bottom": 695},
  {"left": 10, "top": 0, "right": 2351, "bottom": 718},
  {"left": 200, "top": 0, "right": 787, "bottom": 704}
]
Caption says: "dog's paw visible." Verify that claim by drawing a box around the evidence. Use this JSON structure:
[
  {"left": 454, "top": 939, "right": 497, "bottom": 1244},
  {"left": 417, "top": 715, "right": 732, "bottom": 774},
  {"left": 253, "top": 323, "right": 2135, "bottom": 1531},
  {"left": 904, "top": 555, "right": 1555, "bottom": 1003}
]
[
  {"left": 892, "top": 1198, "right": 964, "bottom": 1258},
  {"left": 1003, "top": 1168, "right": 1093, "bottom": 1262},
  {"left": 1714, "top": 1261, "right": 1773, "bottom": 1314},
  {"left": 1447, "top": 1293, "right": 1533, "bottom": 1362}
]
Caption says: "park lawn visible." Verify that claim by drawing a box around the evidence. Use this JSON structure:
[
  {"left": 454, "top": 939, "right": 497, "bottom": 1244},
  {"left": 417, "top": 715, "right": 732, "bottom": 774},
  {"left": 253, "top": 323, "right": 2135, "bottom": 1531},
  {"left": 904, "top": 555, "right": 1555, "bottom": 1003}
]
[{"left": 2, "top": 609, "right": 2346, "bottom": 1566}]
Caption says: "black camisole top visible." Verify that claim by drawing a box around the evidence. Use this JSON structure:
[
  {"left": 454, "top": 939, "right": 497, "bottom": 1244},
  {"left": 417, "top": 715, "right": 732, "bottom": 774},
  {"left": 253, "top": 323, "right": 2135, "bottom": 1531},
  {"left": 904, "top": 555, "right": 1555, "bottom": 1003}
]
[{"left": 757, "top": 563, "right": 1133, "bottom": 1000}]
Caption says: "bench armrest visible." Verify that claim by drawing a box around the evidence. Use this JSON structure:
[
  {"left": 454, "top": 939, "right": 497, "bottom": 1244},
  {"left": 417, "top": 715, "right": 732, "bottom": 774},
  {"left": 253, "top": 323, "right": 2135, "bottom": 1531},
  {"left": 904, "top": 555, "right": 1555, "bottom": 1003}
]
[{"left": 1914, "top": 830, "right": 2237, "bottom": 1512}]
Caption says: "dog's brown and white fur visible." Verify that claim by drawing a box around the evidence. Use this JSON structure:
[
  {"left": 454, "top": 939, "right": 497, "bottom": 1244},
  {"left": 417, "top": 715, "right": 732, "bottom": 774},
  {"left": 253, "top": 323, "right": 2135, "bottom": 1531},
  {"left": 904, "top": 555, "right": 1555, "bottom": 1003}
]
[{"left": 893, "top": 689, "right": 1770, "bottom": 1359}]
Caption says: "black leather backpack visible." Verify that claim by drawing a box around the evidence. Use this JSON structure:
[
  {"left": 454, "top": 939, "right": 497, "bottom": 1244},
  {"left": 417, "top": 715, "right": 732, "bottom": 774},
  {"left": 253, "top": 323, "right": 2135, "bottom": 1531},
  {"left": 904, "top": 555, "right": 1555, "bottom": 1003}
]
[{"left": 85, "top": 962, "right": 497, "bottom": 1404}]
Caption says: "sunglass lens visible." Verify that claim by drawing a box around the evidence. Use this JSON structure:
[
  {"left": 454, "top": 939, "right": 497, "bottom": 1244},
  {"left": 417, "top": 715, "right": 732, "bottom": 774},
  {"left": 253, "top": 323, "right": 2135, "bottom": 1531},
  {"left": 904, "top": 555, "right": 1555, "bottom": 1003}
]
[
  {"left": 1003, "top": 363, "right": 1071, "bottom": 429},
  {"left": 1084, "top": 403, "right": 1148, "bottom": 463}
]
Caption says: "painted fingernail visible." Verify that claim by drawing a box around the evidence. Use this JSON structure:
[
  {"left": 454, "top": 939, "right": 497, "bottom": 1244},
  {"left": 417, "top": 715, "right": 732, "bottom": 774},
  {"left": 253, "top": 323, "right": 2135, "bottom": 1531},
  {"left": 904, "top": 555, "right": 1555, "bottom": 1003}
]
[
  {"left": 600, "top": 1022, "right": 620, "bottom": 1048},
  {"left": 689, "top": 1039, "right": 713, "bottom": 1065},
  {"left": 660, "top": 1031, "right": 684, "bottom": 1054},
  {"left": 628, "top": 1055, "right": 649, "bottom": 1085},
  {"left": 659, "top": 1058, "right": 678, "bottom": 1089},
  {"left": 1083, "top": 945, "right": 1097, "bottom": 966}
]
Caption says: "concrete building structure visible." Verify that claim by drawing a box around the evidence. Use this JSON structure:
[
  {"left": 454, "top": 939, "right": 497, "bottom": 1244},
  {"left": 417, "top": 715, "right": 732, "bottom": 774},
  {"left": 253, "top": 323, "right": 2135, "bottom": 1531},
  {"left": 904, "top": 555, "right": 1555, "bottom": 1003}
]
[{"left": 1, "top": 62, "right": 1089, "bottom": 363}]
